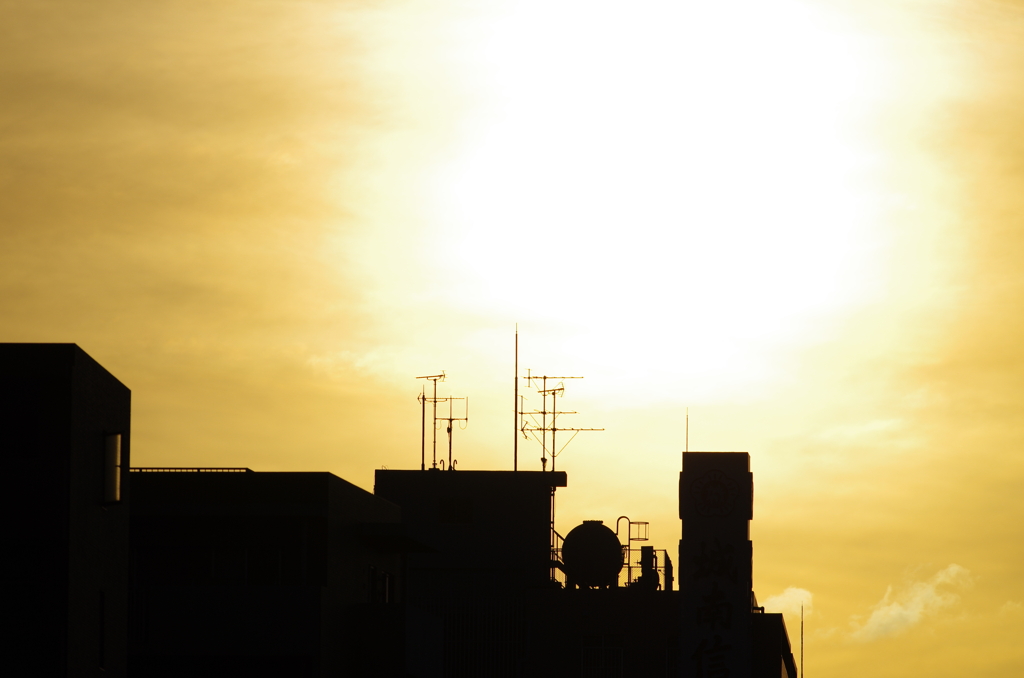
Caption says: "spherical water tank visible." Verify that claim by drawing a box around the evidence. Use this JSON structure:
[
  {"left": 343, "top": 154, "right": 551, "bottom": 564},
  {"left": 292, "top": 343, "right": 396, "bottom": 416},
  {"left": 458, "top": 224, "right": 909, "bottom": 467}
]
[{"left": 561, "top": 520, "right": 622, "bottom": 588}]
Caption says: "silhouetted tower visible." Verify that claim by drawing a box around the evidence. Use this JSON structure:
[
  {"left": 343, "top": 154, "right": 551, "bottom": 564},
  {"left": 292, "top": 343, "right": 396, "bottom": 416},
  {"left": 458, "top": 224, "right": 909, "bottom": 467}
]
[{"left": 678, "top": 452, "right": 753, "bottom": 678}]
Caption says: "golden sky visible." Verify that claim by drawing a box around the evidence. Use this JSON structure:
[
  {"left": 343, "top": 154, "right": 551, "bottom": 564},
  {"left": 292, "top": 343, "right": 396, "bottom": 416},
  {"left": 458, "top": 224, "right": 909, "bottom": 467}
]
[{"left": 4, "top": 0, "right": 1024, "bottom": 673}]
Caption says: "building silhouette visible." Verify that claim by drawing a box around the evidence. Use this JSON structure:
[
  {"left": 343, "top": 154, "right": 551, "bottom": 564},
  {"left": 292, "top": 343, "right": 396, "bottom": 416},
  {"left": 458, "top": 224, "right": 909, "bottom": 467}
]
[
  {"left": 5, "top": 344, "right": 796, "bottom": 677},
  {"left": 2, "top": 344, "right": 131, "bottom": 677},
  {"left": 129, "top": 470, "right": 405, "bottom": 677}
]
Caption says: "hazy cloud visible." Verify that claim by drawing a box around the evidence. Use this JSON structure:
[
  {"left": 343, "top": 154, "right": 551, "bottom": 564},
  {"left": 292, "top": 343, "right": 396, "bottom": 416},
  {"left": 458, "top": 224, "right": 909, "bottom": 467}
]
[
  {"left": 763, "top": 587, "right": 813, "bottom": 617},
  {"left": 999, "top": 601, "right": 1022, "bottom": 616},
  {"left": 850, "top": 564, "right": 972, "bottom": 642}
]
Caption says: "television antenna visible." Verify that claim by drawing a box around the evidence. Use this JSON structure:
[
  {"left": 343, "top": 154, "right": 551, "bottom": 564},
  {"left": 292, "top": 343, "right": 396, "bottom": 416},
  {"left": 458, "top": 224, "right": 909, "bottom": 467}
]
[
  {"left": 518, "top": 372, "right": 603, "bottom": 472},
  {"left": 416, "top": 373, "right": 468, "bottom": 471},
  {"left": 438, "top": 396, "right": 468, "bottom": 471},
  {"left": 416, "top": 373, "right": 444, "bottom": 470},
  {"left": 517, "top": 369, "right": 604, "bottom": 577}
]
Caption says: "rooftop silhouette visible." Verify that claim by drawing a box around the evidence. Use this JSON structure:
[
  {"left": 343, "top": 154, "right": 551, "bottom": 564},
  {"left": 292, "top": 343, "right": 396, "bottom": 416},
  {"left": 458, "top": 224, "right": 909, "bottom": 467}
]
[{"left": 5, "top": 343, "right": 795, "bottom": 677}]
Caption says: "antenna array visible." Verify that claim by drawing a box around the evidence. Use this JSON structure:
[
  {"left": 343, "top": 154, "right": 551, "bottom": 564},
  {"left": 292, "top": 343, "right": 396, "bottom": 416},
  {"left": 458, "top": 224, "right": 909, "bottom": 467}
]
[
  {"left": 513, "top": 358, "right": 604, "bottom": 581},
  {"left": 518, "top": 371, "right": 603, "bottom": 472},
  {"left": 416, "top": 373, "right": 469, "bottom": 471}
]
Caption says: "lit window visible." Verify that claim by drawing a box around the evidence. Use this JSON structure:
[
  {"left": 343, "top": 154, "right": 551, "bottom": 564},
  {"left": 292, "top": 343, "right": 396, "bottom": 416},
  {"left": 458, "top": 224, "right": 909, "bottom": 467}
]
[{"left": 104, "top": 434, "right": 121, "bottom": 503}]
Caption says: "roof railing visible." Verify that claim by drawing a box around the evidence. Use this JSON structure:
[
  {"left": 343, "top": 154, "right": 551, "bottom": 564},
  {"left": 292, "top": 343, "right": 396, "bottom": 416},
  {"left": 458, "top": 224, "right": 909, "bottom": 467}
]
[{"left": 129, "top": 467, "right": 253, "bottom": 473}]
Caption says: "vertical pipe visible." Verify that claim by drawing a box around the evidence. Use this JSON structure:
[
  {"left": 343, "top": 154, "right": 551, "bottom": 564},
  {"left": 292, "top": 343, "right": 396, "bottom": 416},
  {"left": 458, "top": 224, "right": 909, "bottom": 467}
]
[
  {"left": 627, "top": 528, "right": 632, "bottom": 587},
  {"left": 550, "top": 485, "right": 556, "bottom": 581}
]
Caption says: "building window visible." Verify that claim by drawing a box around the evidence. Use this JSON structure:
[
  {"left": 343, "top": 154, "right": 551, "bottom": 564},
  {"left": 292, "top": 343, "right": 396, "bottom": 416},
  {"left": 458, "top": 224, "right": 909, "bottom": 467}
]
[
  {"left": 99, "top": 590, "right": 106, "bottom": 669},
  {"left": 104, "top": 434, "right": 121, "bottom": 503}
]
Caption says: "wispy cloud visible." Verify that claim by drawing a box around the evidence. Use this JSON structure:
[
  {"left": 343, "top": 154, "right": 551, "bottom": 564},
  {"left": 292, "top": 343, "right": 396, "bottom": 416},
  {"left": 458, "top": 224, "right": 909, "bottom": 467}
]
[
  {"left": 763, "top": 587, "right": 813, "bottom": 617},
  {"left": 999, "top": 601, "right": 1021, "bottom": 616},
  {"left": 850, "top": 564, "right": 971, "bottom": 642}
]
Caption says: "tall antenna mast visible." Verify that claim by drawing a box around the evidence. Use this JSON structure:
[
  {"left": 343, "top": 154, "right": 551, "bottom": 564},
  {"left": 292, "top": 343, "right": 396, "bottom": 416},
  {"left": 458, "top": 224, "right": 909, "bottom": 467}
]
[
  {"left": 416, "top": 373, "right": 445, "bottom": 470},
  {"left": 801, "top": 604, "right": 805, "bottom": 678},
  {"left": 514, "top": 325, "right": 519, "bottom": 472},
  {"left": 419, "top": 383, "right": 426, "bottom": 470},
  {"left": 682, "top": 407, "right": 690, "bottom": 471}
]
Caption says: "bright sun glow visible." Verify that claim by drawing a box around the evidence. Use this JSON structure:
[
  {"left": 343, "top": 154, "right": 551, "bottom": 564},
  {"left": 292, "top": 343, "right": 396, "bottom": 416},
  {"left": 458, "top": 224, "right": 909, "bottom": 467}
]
[{"left": 425, "top": 0, "right": 889, "bottom": 400}]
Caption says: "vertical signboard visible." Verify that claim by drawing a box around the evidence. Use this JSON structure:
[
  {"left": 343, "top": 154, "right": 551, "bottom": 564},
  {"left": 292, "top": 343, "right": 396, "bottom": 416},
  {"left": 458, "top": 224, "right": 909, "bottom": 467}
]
[{"left": 679, "top": 452, "right": 753, "bottom": 678}]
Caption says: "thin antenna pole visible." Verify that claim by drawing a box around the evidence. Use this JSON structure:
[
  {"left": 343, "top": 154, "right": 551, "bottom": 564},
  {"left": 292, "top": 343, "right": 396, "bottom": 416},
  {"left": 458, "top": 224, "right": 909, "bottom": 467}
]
[
  {"left": 432, "top": 377, "right": 439, "bottom": 468},
  {"left": 801, "top": 604, "right": 804, "bottom": 678},
  {"left": 686, "top": 407, "right": 689, "bottom": 453},
  {"left": 416, "top": 373, "right": 445, "bottom": 469},
  {"left": 551, "top": 388, "right": 557, "bottom": 472},
  {"left": 541, "top": 376, "right": 547, "bottom": 471},
  {"left": 514, "top": 325, "right": 518, "bottom": 472},
  {"left": 420, "top": 385, "right": 426, "bottom": 471}
]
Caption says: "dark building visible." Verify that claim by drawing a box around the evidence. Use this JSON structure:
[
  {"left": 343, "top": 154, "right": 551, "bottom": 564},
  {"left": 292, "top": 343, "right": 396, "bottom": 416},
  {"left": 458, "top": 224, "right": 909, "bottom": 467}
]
[
  {"left": 678, "top": 452, "right": 797, "bottom": 678},
  {"left": 1, "top": 344, "right": 131, "bottom": 677},
  {"left": 372, "top": 456, "right": 795, "bottom": 678},
  {"left": 374, "top": 470, "right": 683, "bottom": 677},
  {"left": 374, "top": 469, "right": 567, "bottom": 676},
  {"left": 129, "top": 469, "right": 405, "bottom": 678},
  {"left": 5, "top": 344, "right": 796, "bottom": 678},
  {"left": 751, "top": 611, "right": 798, "bottom": 678}
]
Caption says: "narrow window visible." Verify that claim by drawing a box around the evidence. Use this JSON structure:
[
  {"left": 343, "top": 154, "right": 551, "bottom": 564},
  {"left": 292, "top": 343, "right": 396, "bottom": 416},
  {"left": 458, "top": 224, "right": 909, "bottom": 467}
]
[
  {"left": 99, "top": 590, "right": 106, "bottom": 669},
  {"left": 104, "top": 434, "right": 121, "bottom": 503}
]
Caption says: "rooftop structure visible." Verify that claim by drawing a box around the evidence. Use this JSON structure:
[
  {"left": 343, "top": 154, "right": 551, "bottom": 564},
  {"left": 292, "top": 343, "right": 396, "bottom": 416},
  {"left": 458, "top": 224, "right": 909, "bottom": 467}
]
[
  {"left": 6, "top": 343, "right": 796, "bottom": 677},
  {"left": 129, "top": 469, "right": 404, "bottom": 677}
]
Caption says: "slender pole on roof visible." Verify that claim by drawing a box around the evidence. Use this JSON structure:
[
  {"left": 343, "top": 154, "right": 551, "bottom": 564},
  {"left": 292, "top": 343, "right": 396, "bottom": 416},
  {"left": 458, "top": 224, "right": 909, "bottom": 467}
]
[
  {"left": 420, "top": 384, "right": 426, "bottom": 471},
  {"left": 801, "top": 604, "right": 805, "bottom": 678},
  {"left": 551, "top": 388, "right": 556, "bottom": 472},
  {"left": 432, "top": 377, "right": 439, "bottom": 468},
  {"left": 416, "top": 373, "right": 445, "bottom": 469},
  {"left": 682, "top": 407, "right": 689, "bottom": 471},
  {"left": 514, "top": 325, "right": 518, "bottom": 472},
  {"left": 541, "top": 375, "right": 547, "bottom": 470}
]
